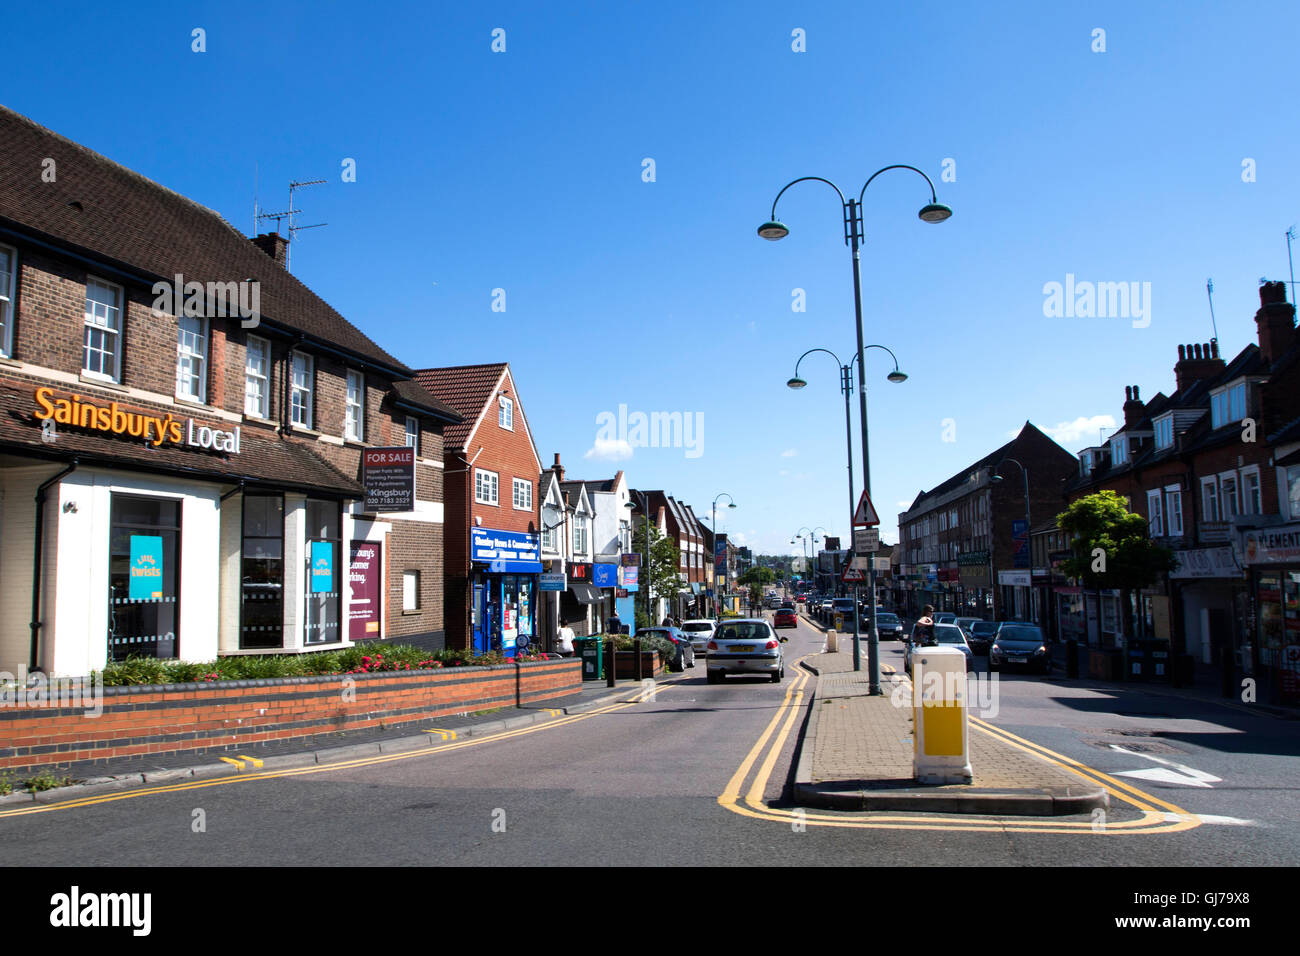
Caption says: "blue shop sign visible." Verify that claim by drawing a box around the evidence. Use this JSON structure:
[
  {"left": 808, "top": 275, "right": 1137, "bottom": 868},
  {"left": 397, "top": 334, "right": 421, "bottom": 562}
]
[
  {"left": 593, "top": 563, "right": 618, "bottom": 588},
  {"left": 472, "top": 527, "right": 543, "bottom": 573}
]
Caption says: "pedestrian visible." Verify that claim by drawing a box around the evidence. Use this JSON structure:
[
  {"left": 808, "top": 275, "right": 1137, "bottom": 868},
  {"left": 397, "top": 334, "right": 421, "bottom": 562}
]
[
  {"left": 661, "top": 614, "right": 673, "bottom": 627},
  {"left": 607, "top": 610, "right": 622, "bottom": 636}
]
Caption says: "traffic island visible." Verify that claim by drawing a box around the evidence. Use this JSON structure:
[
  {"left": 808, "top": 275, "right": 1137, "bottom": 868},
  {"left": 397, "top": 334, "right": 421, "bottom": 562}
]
[{"left": 793, "top": 653, "right": 1109, "bottom": 816}]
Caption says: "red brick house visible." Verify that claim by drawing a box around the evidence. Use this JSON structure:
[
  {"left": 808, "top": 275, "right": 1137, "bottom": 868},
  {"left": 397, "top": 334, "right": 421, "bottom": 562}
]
[{"left": 413, "top": 363, "right": 542, "bottom": 654}]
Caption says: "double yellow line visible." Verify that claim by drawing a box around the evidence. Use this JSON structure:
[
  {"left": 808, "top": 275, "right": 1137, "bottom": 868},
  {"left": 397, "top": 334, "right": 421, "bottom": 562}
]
[
  {"left": 0, "top": 683, "right": 671, "bottom": 820},
  {"left": 718, "top": 655, "right": 1204, "bottom": 834}
]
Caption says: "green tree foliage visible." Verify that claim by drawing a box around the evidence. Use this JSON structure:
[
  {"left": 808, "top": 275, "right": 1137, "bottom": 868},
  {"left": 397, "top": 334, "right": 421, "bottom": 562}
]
[
  {"left": 631, "top": 521, "right": 682, "bottom": 619},
  {"left": 739, "top": 567, "right": 776, "bottom": 605}
]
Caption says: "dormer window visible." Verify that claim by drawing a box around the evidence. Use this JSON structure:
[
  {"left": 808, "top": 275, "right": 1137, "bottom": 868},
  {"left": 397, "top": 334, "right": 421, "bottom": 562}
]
[
  {"left": 1111, "top": 436, "right": 1128, "bottom": 466},
  {"left": 1210, "top": 381, "right": 1247, "bottom": 428},
  {"left": 1079, "top": 451, "right": 1093, "bottom": 477},
  {"left": 1153, "top": 415, "right": 1174, "bottom": 450}
]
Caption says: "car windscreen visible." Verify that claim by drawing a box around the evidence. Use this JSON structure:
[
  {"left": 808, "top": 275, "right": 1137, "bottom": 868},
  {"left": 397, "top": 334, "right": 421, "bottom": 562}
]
[
  {"left": 934, "top": 627, "right": 966, "bottom": 643},
  {"left": 997, "top": 626, "right": 1044, "bottom": 643},
  {"left": 681, "top": 623, "right": 712, "bottom": 632},
  {"left": 876, "top": 614, "right": 899, "bottom": 625},
  {"left": 970, "top": 622, "right": 998, "bottom": 635},
  {"left": 714, "top": 623, "right": 770, "bottom": 641}
]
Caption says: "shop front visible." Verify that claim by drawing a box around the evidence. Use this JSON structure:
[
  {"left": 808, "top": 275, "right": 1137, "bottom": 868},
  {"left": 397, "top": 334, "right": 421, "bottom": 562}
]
[
  {"left": 1241, "top": 524, "right": 1300, "bottom": 706},
  {"left": 998, "top": 569, "right": 1032, "bottom": 622},
  {"left": 469, "top": 527, "right": 541, "bottom": 657}
]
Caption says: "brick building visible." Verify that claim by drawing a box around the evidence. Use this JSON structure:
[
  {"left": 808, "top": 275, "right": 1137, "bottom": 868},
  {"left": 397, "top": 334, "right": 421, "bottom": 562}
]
[
  {"left": 0, "top": 105, "right": 459, "bottom": 678},
  {"left": 413, "top": 363, "right": 542, "bottom": 654},
  {"left": 896, "top": 423, "right": 1076, "bottom": 621}
]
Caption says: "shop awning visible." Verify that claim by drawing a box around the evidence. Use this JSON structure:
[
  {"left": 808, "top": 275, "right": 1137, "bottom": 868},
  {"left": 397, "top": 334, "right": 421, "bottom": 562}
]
[{"left": 570, "top": 583, "right": 601, "bottom": 604}]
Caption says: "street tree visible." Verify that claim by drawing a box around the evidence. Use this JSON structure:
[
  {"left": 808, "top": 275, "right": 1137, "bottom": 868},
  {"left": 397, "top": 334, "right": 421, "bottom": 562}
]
[
  {"left": 739, "top": 567, "right": 776, "bottom": 607},
  {"left": 1055, "top": 490, "right": 1178, "bottom": 642},
  {"left": 631, "top": 522, "right": 682, "bottom": 625}
]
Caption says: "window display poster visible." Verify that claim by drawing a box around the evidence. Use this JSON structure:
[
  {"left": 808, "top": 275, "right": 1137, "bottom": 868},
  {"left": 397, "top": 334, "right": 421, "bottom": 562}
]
[
  {"left": 310, "top": 540, "right": 334, "bottom": 593},
  {"left": 348, "top": 541, "right": 382, "bottom": 641},
  {"left": 129, "top": 535, "right": 164, "bottom": 600}
]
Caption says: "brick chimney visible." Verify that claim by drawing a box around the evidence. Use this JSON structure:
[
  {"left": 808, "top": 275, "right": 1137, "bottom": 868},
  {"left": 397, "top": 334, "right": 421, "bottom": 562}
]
[
  {"left": 1255, "top": 280, "right": 1296, "bottom": 365},
  {"left": 1173, "top": 341, "right": 1225, "bottom": 392},
  {"left": 251, "top": 232, "right": 288, "bottom": 267},
  {"left": 551, "top": 452, "right": 564, "bottom": 482},
  {"left": 1122, "top": 385, "right": 1145, "bottom": 427}
]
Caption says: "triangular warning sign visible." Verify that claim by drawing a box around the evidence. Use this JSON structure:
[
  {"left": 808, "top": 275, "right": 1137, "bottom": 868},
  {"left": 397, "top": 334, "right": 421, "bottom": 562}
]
[
  {"left": 852, "top": 489, "right": 880, "bottom": 527},
  {"left": 841, "top": 566, "right": 866, "bottom": 583}
]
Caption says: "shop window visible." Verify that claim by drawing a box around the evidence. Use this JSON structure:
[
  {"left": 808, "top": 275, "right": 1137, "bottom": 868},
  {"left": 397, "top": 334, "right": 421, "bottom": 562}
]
[
  {"left": 176, "top": 314, "right": 207, "bottom": 403},
  {"left": 108, "top": 495, "right": 180, "bottom": 661},
  {"left": 345, "top": 370, "right": 365, "bottom": 442},
  {"left": 241, "top": 494, "right": 284, "bottom": 649},
  {"left": 305, "top": 499, "right": 342, "bottom": 645},
  {"left": 0, "top": 243, "right": 15, "bottom": 357},
  {"left": 1288, "top": 466, "right": 1300, "bottom": 520},
  {"left": 83, "top": 277, "right": 123, "bottom": 382},
  {"left": 245, "top": 336, "right": 270, "bottom": 418}
]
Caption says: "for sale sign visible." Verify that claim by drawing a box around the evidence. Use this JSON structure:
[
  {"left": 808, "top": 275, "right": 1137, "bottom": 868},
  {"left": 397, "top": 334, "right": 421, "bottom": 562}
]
[{"left": 363, "top": 446, "right": 415, "bottom": 512}]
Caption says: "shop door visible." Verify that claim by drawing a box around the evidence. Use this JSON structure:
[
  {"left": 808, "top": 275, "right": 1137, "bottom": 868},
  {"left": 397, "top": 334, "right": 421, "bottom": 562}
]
[{"left": 108, "top": 495, "right": 181, "bottom": 661}]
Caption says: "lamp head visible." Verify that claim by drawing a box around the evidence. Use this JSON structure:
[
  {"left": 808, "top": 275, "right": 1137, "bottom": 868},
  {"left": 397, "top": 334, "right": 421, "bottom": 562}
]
[
  {"left": 757, "top": 220, "right": 789, "bottom": 240},
  {"left": 990, "top": 473, "right": 1004, "bottom": 483},
  {"left": 728, "top": 503, "right": 737, "bottom": 509},
  {"left": 886, "top": 370, "right": 908, "bottom": 384},
  {"left": 918, "top": 202, "right": 952, "bottom": 223},
  {"left": 787, "top": 376, "right": 807, "bottom": 389}
]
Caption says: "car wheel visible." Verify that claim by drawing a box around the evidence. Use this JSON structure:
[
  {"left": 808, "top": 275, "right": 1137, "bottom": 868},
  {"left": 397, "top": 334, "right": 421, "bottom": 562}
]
[
  {"left": 707, "top": 670, "right": 720, "bottom": 684},
  {"left": 989, "top": 661, "right": 999, "bottom": 673}
]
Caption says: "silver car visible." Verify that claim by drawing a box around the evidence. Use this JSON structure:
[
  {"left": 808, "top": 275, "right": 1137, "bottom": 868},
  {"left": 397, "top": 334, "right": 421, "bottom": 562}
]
[
  {"left": 706, "top": 618, "right": 786, "bottom": 683},
  {"left": 678, "top": 619, "right": 716, "bottom": 655}
]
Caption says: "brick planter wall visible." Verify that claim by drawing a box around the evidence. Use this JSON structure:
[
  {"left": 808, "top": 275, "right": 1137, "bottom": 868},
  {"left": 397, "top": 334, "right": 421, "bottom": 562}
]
[{"left": 0, "top": 658, "right": 580, "bottom": 772}]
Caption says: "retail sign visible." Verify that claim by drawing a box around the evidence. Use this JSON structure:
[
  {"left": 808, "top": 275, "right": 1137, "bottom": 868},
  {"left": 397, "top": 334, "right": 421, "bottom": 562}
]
[
  {"left": 568, "top": 562, "right": 591, "bottom": 582},
  {"left": 1241, "top": 524, "right": 1300, "bottom": 565},
  {"left": 310, "top": 541, "right": 334, "bottom": 593},
  {"left": 348, "top": 541, "right": 382, "bottom": 639},
  {"left": 1170, "top": 546, "right": 1244, "bottom": 579},
  {"left": 593, "top": 563, "right": 618, "bottom": 588},
  {"left": 34, "top": 387, "right": 241, "bottom": 454},
  {"left": 621, "top": 565, "right": 639, "bottom": 590},
  {"left": 958, "top": 550, "right": 990, "bottom": 566},
  {"left": 1012, "top": 519, "right": 1029, "bottom": 569},
  {"left": 472, "top": 528, "right": 542, "bottom": 573},
  {"left": 714, "top": 534, "right": 728, "bottom": 578},
  {"left": 362, "top": 446, "right": 415, "bottom": 512},
  {"left": 128, "top": 535, "right": 164, "bottom": 600},
  {"left": 998, "top": 570, "right": 1031, "bottom": 587},
  {"left": 539, "top": 572, "right": 566, "bottom": 591},
  {"left": 621, "top": 553, "right": 641, "bottom": 566}
]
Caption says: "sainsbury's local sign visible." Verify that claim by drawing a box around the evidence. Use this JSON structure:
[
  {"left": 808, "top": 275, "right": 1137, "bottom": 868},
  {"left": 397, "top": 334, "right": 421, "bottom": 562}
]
[{"left": 34, "top": 387, "right": 241, "bottom": 454}]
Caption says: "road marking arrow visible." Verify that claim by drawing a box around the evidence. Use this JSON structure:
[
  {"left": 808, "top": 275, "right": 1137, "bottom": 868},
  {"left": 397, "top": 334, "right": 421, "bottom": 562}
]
[{"left": 1109, "top": 745, "right": 1221, "bottom": 788}]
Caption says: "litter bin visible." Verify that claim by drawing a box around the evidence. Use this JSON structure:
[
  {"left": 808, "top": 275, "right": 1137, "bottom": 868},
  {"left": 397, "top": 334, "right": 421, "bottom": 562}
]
[
  {"left": 574, "top": 636, "right": 603, "bottom": 681},
  {"left": 1125, "top": 644, "right": 1147, "bottom": 681}
]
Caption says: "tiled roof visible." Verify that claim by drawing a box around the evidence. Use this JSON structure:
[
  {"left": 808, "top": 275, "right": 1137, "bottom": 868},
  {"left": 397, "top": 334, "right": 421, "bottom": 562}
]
[
  {"left": 410, "top": 362, "right": 508, "bottom": 453},
  {"left": 0, "top": 378, "right": 360, "bottom": 495},
  {"left": 0, "top": 105, "right": 408, "bottom": 372},
  {"left": 388, "top": 379, "right": 461, "bottom": 422},
  {"left": 906, "top": 422, "right": 1044, "bottom": 512}
]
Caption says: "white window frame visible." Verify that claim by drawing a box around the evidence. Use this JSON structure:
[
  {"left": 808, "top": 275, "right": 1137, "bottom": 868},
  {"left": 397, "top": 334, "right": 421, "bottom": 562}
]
[
  {"left": 345, "top": 370, "right": 365, "bottom": 442},
  {"left": 1146, "top": 489, "right": 1164, "bottom": 537},
  {"left": 573, "top": 514, "right": 588, "bottom": 554},
  {"left": 404, "top": 415, "right": 419, "bottom": 453},
  {"left": 176, "top": 313, "right": 208, "bottom": 403},
  {"left": 499, "top": 395, "right": 513, "bottom": 430},
  {"left": 1153, "top": 415, "right": 1174, "bottom": 450},
  {"left": 1165, "top": 485, "right": 1183, "bottom": 537},
  {"left": 403, "top": 570, "right": 420, "bottom": 611},
  {"left": 1218, "top": 470, "right": 1240, "bottom": 520},
  {"left": 1288, "top": 465, "right": 1300, "bottom": 520},
  {"left": 1200, "top": 476, "right": 1221, "bottom": 523},
  {"left": 512, "top": 477, "right": 532, "bottom": 511},
  {"left": 475, "top": 468, "right": 499, "bottom": 505},
  {"left": 244, "top": 335, "right": 270, "bottom": 418},
  {"left": 0, "top": 243, "right": 16, "bottom": 358},
  {"left": 83, "top": 276, "right": 123, "bottom": 383},
  {"left": 1111, "top": 437, "right": 1127, "bottom": 466},
  {"left": 290, "top": 351, "right": 314, "bottom": 429},
  {"left": 1241, "top": 466, "right": 1262, "bottom": 516}
]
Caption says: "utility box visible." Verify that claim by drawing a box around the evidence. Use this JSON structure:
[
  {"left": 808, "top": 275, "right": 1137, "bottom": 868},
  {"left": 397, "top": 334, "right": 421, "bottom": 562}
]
[{"left": 912, "top": 645, "right": 973, "bottom": 784}]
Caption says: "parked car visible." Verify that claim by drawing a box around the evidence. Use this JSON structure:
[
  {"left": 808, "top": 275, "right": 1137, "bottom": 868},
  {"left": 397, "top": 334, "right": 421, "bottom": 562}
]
[
  {"left": 636, "top": 626, "right": 695, "bottom": 672},
  {"left": 988, "top": 624, "right": 1050, "bottom": 674},
  {"left": 965, "top": 621, "right": 1002, "bottom": 654},
  {"left": 905, "top": 622, "right": 974, "bottom": 675},
  {"left": 831, "top": 598, "right": 857, "bottom": 623},
  {"left": 706, "top": 618, "right": 786, "bottom": 683},
  {"left": 933, "top": 612, "right": 957, "bottom": 625},
  {"left": 874, "top": 612, "right": 904, "bottom": 641},
  {"left": 678, "top": 619, "right": 716, "bottom": 655},
  {"left": 773, "top": 607, "right": 798, "bottom": 629},
  {"left": 954, "top": 616, "right": 982, "bottom": 634}
]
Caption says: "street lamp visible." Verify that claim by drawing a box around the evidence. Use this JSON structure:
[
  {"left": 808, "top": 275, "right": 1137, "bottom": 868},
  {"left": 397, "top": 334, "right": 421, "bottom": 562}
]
[
  {"left": 991, "top": 457, "right": 1031, "bottom": 621},
  {"left": 760, "top": 165, "right": 951, "bottom": 695},
  {"left": 788, "top": 345, "right": 907, "bottom": 670},
  {"left": 711, "top": 493, "right": 737, "bottom": 620}
]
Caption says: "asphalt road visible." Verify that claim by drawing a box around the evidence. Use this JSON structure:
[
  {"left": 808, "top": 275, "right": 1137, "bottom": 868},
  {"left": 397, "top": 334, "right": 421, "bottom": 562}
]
[{"left": 3, "top": 610, "right": 1296, "bottom": 870}]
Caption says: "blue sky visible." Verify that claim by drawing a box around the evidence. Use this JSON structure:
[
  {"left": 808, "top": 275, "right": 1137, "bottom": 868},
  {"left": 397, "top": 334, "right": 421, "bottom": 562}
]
[{"left": 5, "top": 1, "right": 1298, "bottom": 555}]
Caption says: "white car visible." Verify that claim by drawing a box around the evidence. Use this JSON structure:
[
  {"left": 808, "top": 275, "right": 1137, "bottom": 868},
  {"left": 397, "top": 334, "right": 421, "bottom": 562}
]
[{"left": 678, "top": 619, "right": 715, "bottom": 655}]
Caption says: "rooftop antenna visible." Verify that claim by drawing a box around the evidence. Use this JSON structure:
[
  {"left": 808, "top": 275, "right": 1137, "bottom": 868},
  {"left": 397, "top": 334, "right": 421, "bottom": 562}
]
[
  {"left": 1287, "top": 226, "right": 1298, "bottom": 306},
  {"left": 1206, "top": 278, "right": 1219, "bottom": 344},
  {"left": 285, "top": 179, "right": 328, "bottom": 272}
]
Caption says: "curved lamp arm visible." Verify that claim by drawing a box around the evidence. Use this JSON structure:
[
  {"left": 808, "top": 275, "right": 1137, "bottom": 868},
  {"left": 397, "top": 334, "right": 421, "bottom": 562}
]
[
  {"left": 858, "top": 164, "right": 940, "bottom": 206},
  {"left": 768, "top": 176, "right": 847, "bottom": 221}
]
